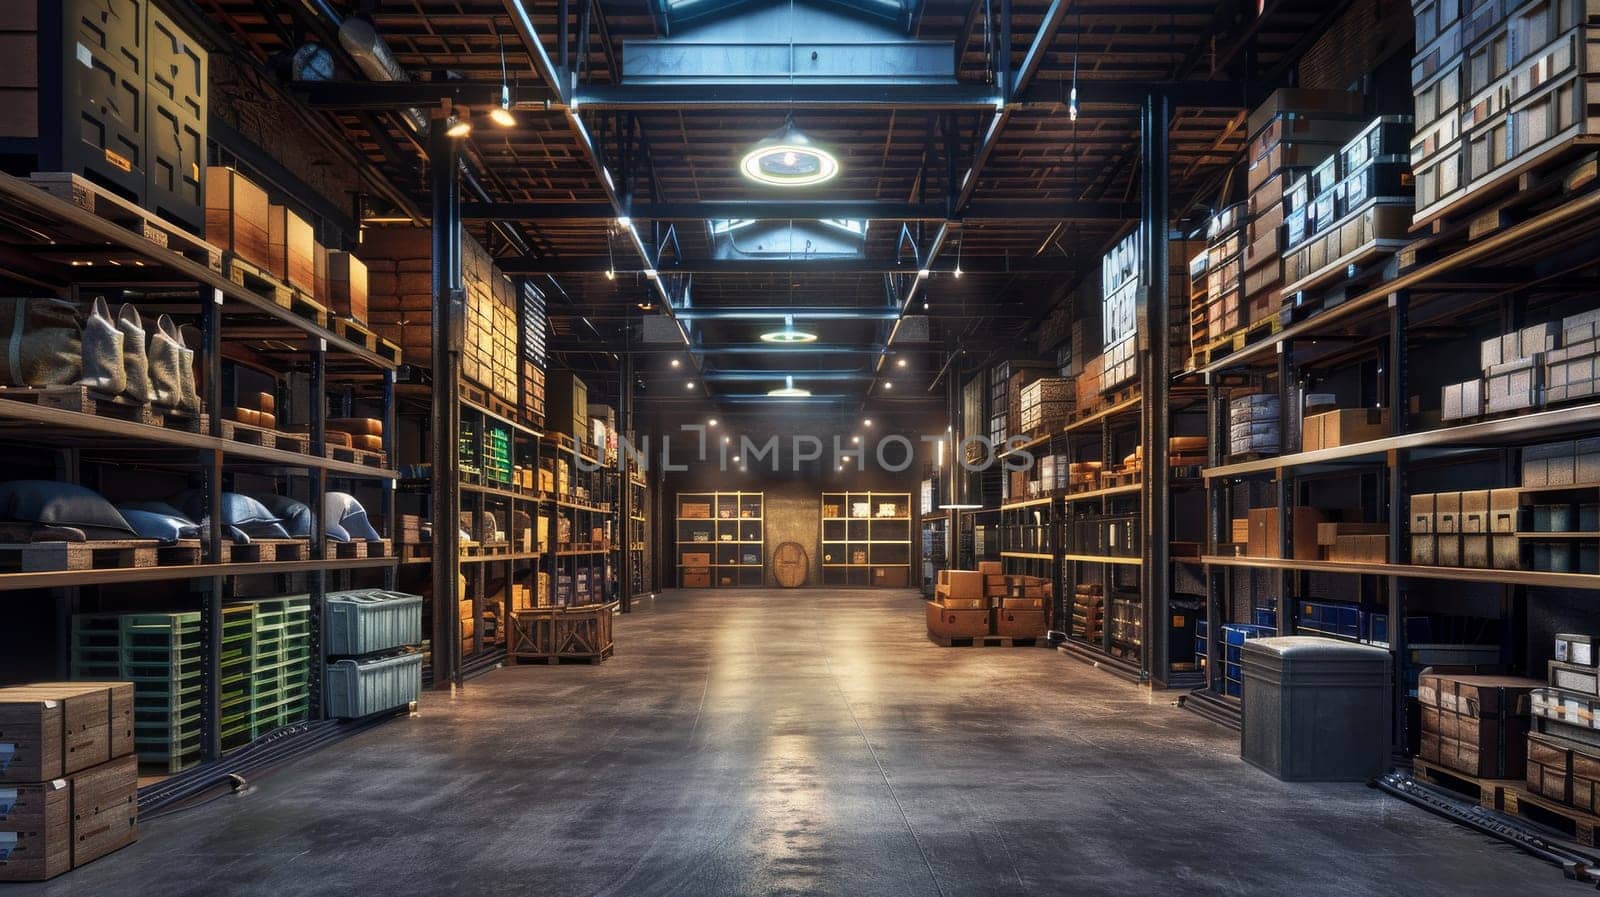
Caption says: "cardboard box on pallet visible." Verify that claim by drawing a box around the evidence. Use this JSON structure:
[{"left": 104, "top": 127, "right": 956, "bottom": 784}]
[
  {"left": 1417, "top": 672, "right": 1541, "bottom": 779},
  {"left": 1246, "top": 506, "right": 1325, "bottom": 560},
  {"left": 205, "top": 167, "right": 271, "bottom": 270},
  {"left": 0, "top": 754, "right": 137, "bottom": 882},
  {"left": 267, "top": 204, "right": 316, "bottom": 294},
  {"left": 325, "top": 251, "right": 368, "bottom": 323},
  {"left": 926, "top": 602, "right": 990, "bottom": 640}
]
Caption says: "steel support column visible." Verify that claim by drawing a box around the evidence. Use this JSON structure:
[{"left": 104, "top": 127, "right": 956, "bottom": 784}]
[
  {"left": 620, "top": 333, "right": 635, "bottom": 613},
  {"left": 200, "top": 290, "right": 224, "bottom": 762},
  {"left": 1386, "top": 291, "right": 1410, "bottom": 754},
  {"left": 430, "top": 119, "right": 465, "bottom": 691},
  {"left": 1141, "top": 92, "right": 1171, "bottom": 685}
]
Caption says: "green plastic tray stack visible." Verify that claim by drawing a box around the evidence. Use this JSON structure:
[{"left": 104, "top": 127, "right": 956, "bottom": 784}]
[
  {"left": 71, "top": 612, "right": 205, "bottom": 773},
  {"left": 484, "top": 424, "right": 512, "bottom": 484},
  {"left": 220, "top": 596, "right": 312, "bottom": 751},
  {"left": 71, "top": 596, "right": 313, "bottom": 771}
]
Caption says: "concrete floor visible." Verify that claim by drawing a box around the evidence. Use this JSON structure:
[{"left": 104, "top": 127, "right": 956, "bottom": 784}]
[{"left": 19, "top": 589, "right": 1577, "bottom": 895}]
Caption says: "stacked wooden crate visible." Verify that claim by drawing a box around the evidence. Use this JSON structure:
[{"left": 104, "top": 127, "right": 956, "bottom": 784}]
[
  {"left": 1282, "top": 115, "right": 1415, "bottom": 296},
  {"left": 1194, "top": 204, "right": 1245, "bottom": 351},
  {"left": 361, "top": 228, "right": 519, "bottom": 407},
  {"left": 0, "top": 683, "right": 138, "bottom": 881},
  {"left": 461, "top": 237, "right": 518, "bottom": 405},
  {"left": 1412, "top": 0, "right": 1600, "bottom": 227},
  {"left": 1241, "top": 89, "right": 1366, "bottom": 324},
  {"left": 360, "top": 228, "right": 433, "bottom": 363}
]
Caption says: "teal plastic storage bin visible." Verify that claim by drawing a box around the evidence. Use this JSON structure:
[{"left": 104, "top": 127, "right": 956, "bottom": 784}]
[
  {"left": 324, "top": 653, "right": 422, "bottom": 719},
  {"left": 325, "top": 590, "right": 423, "bottom": 656}
]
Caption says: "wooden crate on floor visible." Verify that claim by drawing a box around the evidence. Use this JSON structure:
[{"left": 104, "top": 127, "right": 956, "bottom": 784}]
[{"left": 509, "top": 603, "right": 617, "bottom": 664}]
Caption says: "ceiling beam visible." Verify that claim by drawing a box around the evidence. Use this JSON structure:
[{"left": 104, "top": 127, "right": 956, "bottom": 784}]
[
  {"left": 459, "top": 199, "right": 1138, "bottom": 221},
  {"left": 672, "top": 306, "right": 902, "bottom": 320},
  {"left": 1015, "top": 79, "right": 1261, "bottom": 109},
  {"left": 496, "top": 257, "right": 1082, "bottom": 275},
  {"left": 571, "top": 83, "right": 1000, "bottom": 109},
  {"left": 293, "top": 80, "right": 556, "bottom": 109}
]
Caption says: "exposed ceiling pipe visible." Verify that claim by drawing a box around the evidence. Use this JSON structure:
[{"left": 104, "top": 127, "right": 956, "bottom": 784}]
[{"left": 329, "top": 12, "right": 536, "bottom": 259}]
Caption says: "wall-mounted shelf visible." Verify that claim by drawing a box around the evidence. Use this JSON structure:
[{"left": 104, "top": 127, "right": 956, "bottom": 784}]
[
  {"left": 677, "top": 491, "right": 764, "bottom": 587},
  {"left": 820, "top": 491, "right": 912, "bottom": 587}
]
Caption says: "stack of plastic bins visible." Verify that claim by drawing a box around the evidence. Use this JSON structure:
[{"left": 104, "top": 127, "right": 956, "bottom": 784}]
[
  {"left": 218, "top": 604, "right": 257, "bottom": 751},
  {"left": 1222, "top": 623, "right": 1277, "bottom": 697},
  {"left": 324, "top": 590, "right": 424, "bottom": 719},
  {"left": 71, "top": 612, "right": 205, "bottom": 773}
]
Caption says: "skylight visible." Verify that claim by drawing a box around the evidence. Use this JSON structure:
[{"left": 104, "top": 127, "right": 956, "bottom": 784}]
[{"left": 661, "top": 0, "right": 916, "bottom": 30}]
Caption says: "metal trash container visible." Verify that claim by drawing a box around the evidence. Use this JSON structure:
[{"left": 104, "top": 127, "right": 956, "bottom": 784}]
[{"left": 1240, "top": 636, "right": 1391, "bottom": 781}]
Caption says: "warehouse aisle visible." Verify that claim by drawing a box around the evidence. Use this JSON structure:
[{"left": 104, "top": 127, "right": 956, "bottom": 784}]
[{"left": 18, "top": 590, "right": 1573, "bottom": 896}]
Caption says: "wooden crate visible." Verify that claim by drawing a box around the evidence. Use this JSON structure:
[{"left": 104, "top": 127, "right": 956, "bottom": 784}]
[{"left": 508, "top": 603, "right": 616, "bottom": 664}]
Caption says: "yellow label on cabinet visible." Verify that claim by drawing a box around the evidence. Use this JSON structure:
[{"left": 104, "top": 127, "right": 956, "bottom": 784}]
[{"left": 104, "top": 148, "right": 133, "bottom": 173}]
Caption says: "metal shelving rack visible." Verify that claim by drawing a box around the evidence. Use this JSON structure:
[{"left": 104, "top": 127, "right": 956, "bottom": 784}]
[
  {"left": 675, "top": 492, "right": 764, "bottom": 587},
  {"left": 998, "top": 433, "right": 1065, "bottom": 611},
  {"left": 1183, "top": 163, "right": 1600, "bottom": 741},
  {"left": 627, "top": 468, "right": 652, "bottom": 598},
  {"left": 0, "top": 170, "right": 399, "bottom": 784},
  {"left": 541, "top": 433, "right": 616, "bottom": 605},
  {"left": 820, "top": 491, "right": 912, "bottom": 588}
]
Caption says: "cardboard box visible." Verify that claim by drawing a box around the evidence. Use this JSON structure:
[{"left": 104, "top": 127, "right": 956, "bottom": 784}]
[
  {"left": 1410, "top": 493, "right": 1436, "bottom": 534},
  {"left": 0, "top": 755, "right": 137, "bottom": 881},
  {"left": 1231, "top": 518, "right": 1251, "bottom": 544},
  {"left": 1523, "top": 440, "right": 1577, "bottom": 488},
  {"left": 1490, "top": 488, "right": 1521, "bottom": 533},
  {"left": 1434, "top": 492, "right": 1462, "bottom": 533},
  {"left": 268, "top": 204, "right": 316, "bottom": 294},
  {"left": 938, "top": 570, "right": 983, "bottom": 600},
  {"left": 326, "top": 251, "right": 368, "bottom": 322},
  {"left": 1247, "top": 506, "right": 1325, "bottom": 559},
  {"left": 1310, "top": 408, "right": 1391, "bottom": 448},
  {"left": 1459, "top": 489, "right": 1491, "bottom": 533},
  {"left": 1412, "top": 534, "right": 1437, "bottom": 565},
  {"left": 925, "top": 602, "right": 990, "bottom": 640},
  {"left": 1527, "top": 731, "right": 1572, "bottom": 803},
  {"left": 1316, "top": 521, "right": 1387, "bottom": 546},
  {"left": 205, "top": 167, "right": 270, "bottom": 270},
  {"left": 995, "top": 607, "right": 1047, "bottom": 639},
  {"left": 682, "top": 569, "right": 711, "bottom": 588},
  {"left": 1461, "top": 533, "right": 1491, "bottom": 568},
  {"left": 681, "top": 552, "right": 711, "bottom": 568}
]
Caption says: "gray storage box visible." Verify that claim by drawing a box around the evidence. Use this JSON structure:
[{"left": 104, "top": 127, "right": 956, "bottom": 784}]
[
  {"left": 324, "top": 652, "right": 422, "bottom": 719},
  {"left": 1240, "top": 636, "right": 1391, "bottom": 782},
  {"left": 325, "top": 589, "right": 423, "bottom": 656}
]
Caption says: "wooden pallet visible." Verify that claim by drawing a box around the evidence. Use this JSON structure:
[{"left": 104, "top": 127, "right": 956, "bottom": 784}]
[
  {"left": 324, "top": 538, "right": 392, "bottom": 560},
  {"left": 1190, "top": 315, "right": 1285, "bottom": 368},
  {"left": 0, "top": 384, "right": 164, "bottom": 424},
  {"left": 460, "top": 378, "right": 519, "bottom": 421},
  {"left": 1504, "top": 784, "right": 1600, "bottom": 847},
  {"left": 227, "top": 538, "right": 310, "bottom": 563},
  {"left": 331, "top": 316, "right": 380, "bottom": 353},
  {"left": 219, "top": 418, "right": 311, "bottom": 454},
  {"left": 399, "top": 543, "right": 432, "bottom": 563},
  {"left": 26, "top": 172, "right": 222, "bottom": 272},
  {"left": 462, "top": 541, "right": 511, "bottom": 557},
  {"left": 1411, "top": 140, "right": 1600, "bottom": 235},
  {"left": 927, "top": 633, "right": 1042, "bottom": 648},
  {"left": 326, "top": 445, "right": 387, "bottom": 468},
  {"left": 1411, "top": 757, "right": 1517, "bottom": 810},
  {"left": 224, "top": 254, "right": 328, "bottom": 327},
  {"left": 1281, "top": 252, "right": 1402, "bottom": 325},
  {"left": 0, "top": 538, "right": 201, "bottom": 573}
]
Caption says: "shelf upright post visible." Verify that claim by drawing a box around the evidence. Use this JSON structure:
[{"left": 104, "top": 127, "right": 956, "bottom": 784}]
[
  {"left": 200, "top": 287, "right": 225, "bottom": 762},
  {"left": 620, "top": 331, "right": 635, "bottom": 611},
  {"left": 1205, "top": 375, "right": 1225, "bottom": 693},
  {"left": 1141, "top": 90, "right": 1172, "bottom": 685},
  {"left": 1276, "top": 344, "right": 1295, "bottom": 636},
  {"left": 429, "top": 108, "right": 465, "bottom": 690},
  {"left": 308, "top": 335, "right": 328, "bottom": 718},
  {"left": 382, "top": 367, "right": 398, "bottom": 590},
  {"left": 1386, "top": 290, "right": 1411, "bottom": 753}
]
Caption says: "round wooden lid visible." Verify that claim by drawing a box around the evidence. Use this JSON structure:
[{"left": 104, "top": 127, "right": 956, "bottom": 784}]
[{"left": 773, "top": 541, "right": 808, "bottom": 588}]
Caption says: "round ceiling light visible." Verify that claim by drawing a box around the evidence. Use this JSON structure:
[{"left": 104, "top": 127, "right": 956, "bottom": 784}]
[
  {"left": 767, "top": 376, "right": 812, "bottom": 398},
  {"left": 759, "top": 314, "right": 818, "bottom": 343},
  {"left": 740, "top": 117, "right": 839, "bottom": 187}
]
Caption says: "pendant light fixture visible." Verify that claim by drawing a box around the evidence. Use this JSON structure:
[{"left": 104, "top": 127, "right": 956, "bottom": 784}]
[
  {"left": 488, "top": 38, "right": 516, "bottom": 128},
  {"left": 768, "top": 376, "right": 812, "bottom": 398},
  {"left": 1068, "top": 13, "right": 1081, "bottom": 122},
  {"left": 739, "top": 114, "right": 839, "bottom": 187},
  {"left": 445, "top": 106, "right": 472, "bottom": 138},
  {"left": 759, "top": 314, "right": 818, "bottom": 344}
]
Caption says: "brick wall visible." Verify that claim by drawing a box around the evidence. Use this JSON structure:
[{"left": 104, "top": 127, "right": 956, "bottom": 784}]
[{"left": 1298, "top": 0, "right": 1414, "bottom": 91}]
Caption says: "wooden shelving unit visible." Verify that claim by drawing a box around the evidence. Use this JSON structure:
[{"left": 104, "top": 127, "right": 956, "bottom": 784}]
[
  {"left": 676, "top": 492, "right": 763, "bottom": 587},
  {"left": 0, "top": 170, "right": 400, "bottom": 784},
  {"left": 820, "top": 491, "right": 912, "bottom": 588}
]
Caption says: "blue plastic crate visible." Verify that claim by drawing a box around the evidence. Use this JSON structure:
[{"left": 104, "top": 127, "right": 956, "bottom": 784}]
[
  {"left": 1224, "top": 678, "right": 1242, "bottom": 697},
  {"left": 1298, "top": 600, "right": 1363, "bottom": 640},
  {"left": 1367, "top": 613, "right": 1433, "bottom": 646},
  {"left": 1253, "top": 607, "right": 1277, "bottom": 628}
]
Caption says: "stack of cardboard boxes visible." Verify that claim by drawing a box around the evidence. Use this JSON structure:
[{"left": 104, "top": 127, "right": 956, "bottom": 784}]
[
  {"left": 1410, "top": 488, "right": 1522, "bottom": 569},
  {"left": 1282, "top": 115, "right": 1415, "bottom": 297},
  {"left": 926, "top": 563, "right": 1051, "bottom": 642},
  {"left": 0, "top": 683, "right": 138, "bottom": 881},
  {"left": 1442, "top": 308, "right": 1600, "bottom": 422},
  {"left": 1526, "top": 633, "right": 1600, "bottom": 818},
  {"left": 1418, "top": 671, "right": 1541, "bottom": 779}
]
